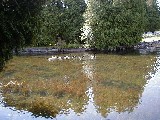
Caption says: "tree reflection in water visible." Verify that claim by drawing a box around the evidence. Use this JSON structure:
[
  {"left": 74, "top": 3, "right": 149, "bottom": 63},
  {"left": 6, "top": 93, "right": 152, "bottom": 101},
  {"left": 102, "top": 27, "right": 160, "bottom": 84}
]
[
  {"left": 106, "top": 55, "right": 160, "bottom": 120},
  {"left": 93, "top": 54, "right": 155, "bottom": 117}
]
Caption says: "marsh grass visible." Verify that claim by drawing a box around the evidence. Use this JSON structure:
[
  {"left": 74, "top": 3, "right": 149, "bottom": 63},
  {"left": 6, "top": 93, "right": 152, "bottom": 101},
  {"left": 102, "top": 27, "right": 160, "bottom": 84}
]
[
  {"left": 0, "top": 55, "right": 89, "bottom": 118},
  {"left": 93, "top": 54, "right": 156, "bottom": 116},
  {"left": 0, "top": 53, "right": 156, "bottom": 118}
]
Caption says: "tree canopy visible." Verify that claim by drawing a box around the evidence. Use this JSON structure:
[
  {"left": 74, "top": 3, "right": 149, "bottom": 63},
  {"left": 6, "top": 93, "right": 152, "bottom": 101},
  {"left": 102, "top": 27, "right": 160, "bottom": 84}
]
[
  {"left": 0, "top": 0, "right": 45, "bottom": 70},
  {"left": 1, "top": 0, "right": 160, "bottom": 70},
  {"left": 89, "top": 0, "right": 147, "bottom": 50},
  {"left": 0, "top": 0, "right": 87, "bottom": 70},
  {"left": 145, "top": 0, "right": 160, "bottom": 32},
  {"left": 33, "top": 0, "right": 87, "bottom": 46}
]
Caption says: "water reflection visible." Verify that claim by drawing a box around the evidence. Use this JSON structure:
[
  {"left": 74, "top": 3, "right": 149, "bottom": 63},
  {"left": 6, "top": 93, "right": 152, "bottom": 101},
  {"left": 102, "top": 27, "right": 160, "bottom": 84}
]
[
  {"left": 0, "top": 53, "right": 158, "bottom": 120},
  {"left": 82, "top": 53, "right": 98, "bottom": 118},
  {"left": 106, "top": 55, "right": 160, "bottom": 120}
]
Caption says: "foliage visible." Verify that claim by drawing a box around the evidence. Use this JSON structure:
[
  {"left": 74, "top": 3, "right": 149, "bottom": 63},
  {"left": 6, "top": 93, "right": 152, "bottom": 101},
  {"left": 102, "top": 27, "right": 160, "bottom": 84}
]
[
  {"left": 0, "top": 0, "right": 86, "bottom": 70},
  {"left": 67, "top": 43, "right": 81, "bottom": 48},
  {"left": 33, "top": 0, "right": 87, "bottom": 46},
  {"left": 0, "top": 0, "right": 45, "bottom": 70},
  {"left": 89, "top": 0, "right": 147, "bottom": 50},
  {"left": 145, "top": 0, "right": 160, "bottom": 32}
]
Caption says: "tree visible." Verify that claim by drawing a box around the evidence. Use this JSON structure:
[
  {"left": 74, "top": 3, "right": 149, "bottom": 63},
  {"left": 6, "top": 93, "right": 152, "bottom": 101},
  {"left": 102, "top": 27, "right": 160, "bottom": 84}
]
[
  {"left": 145, "top": 0, "right": 160, "bottom": 32},
  {"left": 62, "top": 0, "right": 87, "bottom": 44},
  {"left": 33, "top": 0, "right": 87, "bottom": 46},
  {"left": 0, "top": 0, "right": 45, "bottom": 70},
  {"left": 0, "top": 0, "right": 87, "bottom": 70},
  {"left": 89, "top": 0, "right": 147, "bottom": 50}
]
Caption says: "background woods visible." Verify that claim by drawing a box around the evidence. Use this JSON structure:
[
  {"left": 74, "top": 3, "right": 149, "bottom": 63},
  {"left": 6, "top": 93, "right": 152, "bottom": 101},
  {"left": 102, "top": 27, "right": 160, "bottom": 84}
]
[{"left": 0, "top": 0, "right": 160, "bottom": 70}]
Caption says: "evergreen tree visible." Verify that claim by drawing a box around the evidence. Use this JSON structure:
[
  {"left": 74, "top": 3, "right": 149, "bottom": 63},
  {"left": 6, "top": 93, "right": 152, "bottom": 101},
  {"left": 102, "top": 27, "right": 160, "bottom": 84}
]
[
  {"left": 0, "top": 0, "right": 86, "bottom": 70},
  {"left": 90, "top": 0, "right": 147, "bottom": 50},
  {"left": 145, "top": 0, "right": 160, "bottom": 32},
  {"left": 33, "top": 0, "right": 87, "bottom": 46},
  {"left": 0, "top": 0, "right": 45, "bottom": 70}
]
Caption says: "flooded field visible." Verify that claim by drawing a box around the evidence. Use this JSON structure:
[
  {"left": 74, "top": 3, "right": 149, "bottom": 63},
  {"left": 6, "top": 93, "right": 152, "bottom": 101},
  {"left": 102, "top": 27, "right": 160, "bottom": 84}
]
[{"left": 0, "top": 52, "right": 160, "bottom": 120}]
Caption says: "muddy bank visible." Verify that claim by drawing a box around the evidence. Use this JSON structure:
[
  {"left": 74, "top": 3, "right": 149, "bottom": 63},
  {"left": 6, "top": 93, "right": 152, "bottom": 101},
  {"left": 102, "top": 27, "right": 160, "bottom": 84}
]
[
  {"left": 14, "top": 47, "right": 87, "bottom": 56},
  {"left": 15, "top": 40, "right": 160, "bottom": 55}
]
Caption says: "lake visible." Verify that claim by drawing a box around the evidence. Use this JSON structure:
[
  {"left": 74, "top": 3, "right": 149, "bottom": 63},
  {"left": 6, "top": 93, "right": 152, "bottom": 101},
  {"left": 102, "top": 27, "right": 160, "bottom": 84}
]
[{"left": 0, "top": 52, "right": 159, "bottom": 120}]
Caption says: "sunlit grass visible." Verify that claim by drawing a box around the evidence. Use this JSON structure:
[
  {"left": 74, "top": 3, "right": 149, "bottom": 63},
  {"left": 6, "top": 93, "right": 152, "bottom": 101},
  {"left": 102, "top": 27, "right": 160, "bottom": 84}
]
[{"left": 0, "top": 53, "right": 156, "bottom": 118}]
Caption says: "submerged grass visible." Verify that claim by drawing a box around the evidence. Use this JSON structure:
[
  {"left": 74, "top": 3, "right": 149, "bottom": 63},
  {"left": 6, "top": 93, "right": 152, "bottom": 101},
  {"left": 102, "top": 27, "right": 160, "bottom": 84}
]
[
  {"left": 0, "top": 53, "right": 156, "bottom": 118},
  {"left": 0, "top": 55, "right": 89, "bottom": 118},
  {"left": 93, "top": 54, "right": 156, "bottom": 116}
]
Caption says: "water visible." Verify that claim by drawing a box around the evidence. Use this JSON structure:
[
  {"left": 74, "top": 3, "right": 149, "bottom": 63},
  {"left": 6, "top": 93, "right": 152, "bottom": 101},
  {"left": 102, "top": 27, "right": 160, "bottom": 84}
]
[
  {"left": 106, "top": 55, "right": 160, "bottom": 120},
  {"left": 0, "top": 53, "right": 159, "bottom": 120}
]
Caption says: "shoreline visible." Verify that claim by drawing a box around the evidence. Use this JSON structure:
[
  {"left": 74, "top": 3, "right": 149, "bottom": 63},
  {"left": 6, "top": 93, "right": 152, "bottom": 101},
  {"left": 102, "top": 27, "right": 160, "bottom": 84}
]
[
  {"left": 15, "top": 36, "right": 160, "bottom": 55},
  {"left": 15, "top": 48, "right": 88, "bottom": 56}
]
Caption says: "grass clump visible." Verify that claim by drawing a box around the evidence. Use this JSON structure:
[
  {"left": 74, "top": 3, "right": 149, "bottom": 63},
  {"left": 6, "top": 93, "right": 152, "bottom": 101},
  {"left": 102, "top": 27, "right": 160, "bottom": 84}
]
[{"left": 28, "top": 97, "right": 60, "bottom": 118}]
